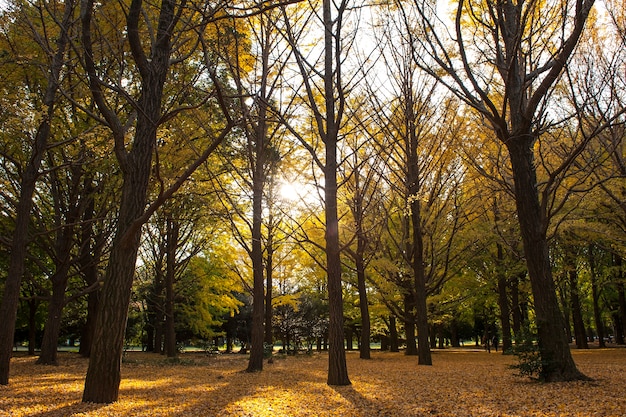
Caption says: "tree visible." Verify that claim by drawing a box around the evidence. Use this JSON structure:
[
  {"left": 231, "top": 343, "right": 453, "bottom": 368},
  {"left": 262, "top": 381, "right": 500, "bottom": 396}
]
[
  {"left": 280, "top": 0, "right": 361, "bottom": 385},
  {"left": 219, "top": 7, "right": 292, "bottom": 372},
  {"left": 79, "top": 0, "right": 236, "bottom": 402},
  {"left": 398, "top": 0, "right": 595, "bottom": 381},
  {"left": 340, "top": 123, "right": 386, "bottom": 360},
  {"left": 0, "top": 0, "right": 75, "bottom": 385}
]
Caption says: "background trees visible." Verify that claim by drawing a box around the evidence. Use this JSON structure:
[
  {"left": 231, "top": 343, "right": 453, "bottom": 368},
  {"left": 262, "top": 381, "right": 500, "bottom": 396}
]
[{"left": 0, "top": 0, "right": 625, "bottom": 403}]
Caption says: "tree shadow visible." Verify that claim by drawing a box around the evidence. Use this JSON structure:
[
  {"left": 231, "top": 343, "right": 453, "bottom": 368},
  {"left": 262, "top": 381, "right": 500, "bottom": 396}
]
[
  {"left": 331, "top": 384, "right": 395, "bottom": 416},
  {"left": 24, "top": 402, "right": 107, "bottom": 417}
]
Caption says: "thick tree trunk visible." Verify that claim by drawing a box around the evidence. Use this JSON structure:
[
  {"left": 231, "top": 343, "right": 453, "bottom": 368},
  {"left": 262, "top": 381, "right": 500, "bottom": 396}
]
[
  {"left": 507, "top": 139, "right": 585, "bottom": 381},
  {"left": 81, "top": 126, "right": 156, "bottom": 400},
  {"left": 0, "top": 118, "right": 48, "bottom": 386},
  {"left": 82, "top": 231, "right": 145, "bottom": 402},
  {"left": 81, "top": 0, "right": 176, "bottom": 402}
]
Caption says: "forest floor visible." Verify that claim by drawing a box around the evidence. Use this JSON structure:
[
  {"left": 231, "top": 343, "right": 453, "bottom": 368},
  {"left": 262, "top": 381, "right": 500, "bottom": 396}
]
[{"left": 1, "top": 346, "right": 625, "bottom": 417}]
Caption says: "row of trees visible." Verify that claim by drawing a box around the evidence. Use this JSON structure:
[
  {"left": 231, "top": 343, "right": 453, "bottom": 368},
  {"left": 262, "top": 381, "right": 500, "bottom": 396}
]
[{"left": 1, "top": 0, "right": 625, "bottom": 404}]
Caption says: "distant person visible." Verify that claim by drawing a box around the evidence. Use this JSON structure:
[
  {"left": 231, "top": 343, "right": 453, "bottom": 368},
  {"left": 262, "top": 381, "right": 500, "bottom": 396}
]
[{"left": 492, "top": 336, "right": 499, "bottom": 352}]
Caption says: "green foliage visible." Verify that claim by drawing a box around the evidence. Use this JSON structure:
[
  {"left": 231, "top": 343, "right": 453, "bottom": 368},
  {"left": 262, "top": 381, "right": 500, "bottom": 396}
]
[
  {"left": 175, "top": 255, "right": 242, "bottom": 339},
  {"left": 508, "top": 327, "right": 545, "bottom": 380}
]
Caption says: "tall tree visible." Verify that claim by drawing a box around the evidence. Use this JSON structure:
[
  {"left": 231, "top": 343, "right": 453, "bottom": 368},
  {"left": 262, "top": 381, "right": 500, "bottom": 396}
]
[
  {"left": 80, "top": 0, "right": 235, "bottom": 402},
  {"left": 401, "top": 0, "right": 595, "bottom": 380},
  {"left": 0, "top": 0, "right": 75, "bottom": 385},
  {"left": 280, "top": 0, "right": 357, "bottom": 385}
]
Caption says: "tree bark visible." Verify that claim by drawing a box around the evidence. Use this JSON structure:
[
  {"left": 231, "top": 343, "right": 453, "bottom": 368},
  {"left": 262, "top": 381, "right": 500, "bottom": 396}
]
[
  {"left": 27, "top": 298, "right": 39, "bottom": 356},
  {"left": 81, "top": 0, "right": 177, "bottom": 402},
  {"left": 588, "top": 245, "right": 605, "bottom": 348},
  {"left": 507, "top": 139, "right": 586, "bottom": 381}
]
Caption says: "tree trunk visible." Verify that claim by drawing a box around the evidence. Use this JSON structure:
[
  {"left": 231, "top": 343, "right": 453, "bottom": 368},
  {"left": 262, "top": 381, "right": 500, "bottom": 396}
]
[
  {"left": 410, "top": 200, "right": 431, "bottom": 364},
  {"left": 0, "top": 92, "right": 49, "bottom": 385},
  {"left": 264, "top": 244, "right": 274, "bottom": 347},
  {"left": 506, "top": 139, "right": 585, "bottom": 381},
  {"left": 81, "top": 80, "right": 162, "bottom": 405},
  {"left": 322, "top": 0, "right": 349, "bottom": 386},
  {"left": 404, "top": 321, "right": 417, "bottom": 355},
  {"left": 78, "top": 178, "right": 102, "bottom": 358},
  {"left": 404, "top": 294, "right": 417, "bottom": 355},
  {"left": 37, "top": 278, "right": 68, "bottom": 365},
  {"left": 164, "top": 218, "right": 178, "bottom": 358},
  {"left": 589, "top": 245, "right": 605, "bottom": 348},
  {"left": 511, "top": 273, "right": 523, "bottom": 341},
  {"left": 39, "top": 170, "right": 79, "bottom": 365},
  {"left": 28, "top": 299, "right": 39, "bottom": 356},
  {"left": 568, "top": 264, "right": 588, "bottom": 349},
  {"left": 356, "top": 247, "right": 371, "bottom": 359},
  {"left": 496, "top": 243, "right": 513, "bottom": 353},
  {"left": 346, "top": 327, "right": 354, "bottom": 351},
  {"left": 389, "top": 315, "right": 399, "bottom": 352},
  {"left": 246, "top": 125, "right": 266, "bottom": 373},
  {"left": 615, "top": 255, "right": 626, "bottom": 344},
  {"left": 81, "top": 0, "right": 176, "bottom": 402}
]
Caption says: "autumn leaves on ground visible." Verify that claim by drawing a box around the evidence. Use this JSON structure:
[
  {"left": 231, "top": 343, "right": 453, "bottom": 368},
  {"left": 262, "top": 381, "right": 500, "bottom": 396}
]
[{"left": 1, "top": 348, "right": 625, "bottom": 417}]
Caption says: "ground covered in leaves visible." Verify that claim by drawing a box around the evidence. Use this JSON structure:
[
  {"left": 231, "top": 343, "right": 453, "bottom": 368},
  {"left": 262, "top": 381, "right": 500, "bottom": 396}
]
[{"left": 1, "top": 347, "right": 625, "bottom": 416}]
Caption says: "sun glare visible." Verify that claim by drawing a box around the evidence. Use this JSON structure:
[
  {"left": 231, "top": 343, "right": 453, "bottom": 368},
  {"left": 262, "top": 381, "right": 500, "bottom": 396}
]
[{"left": 279, "top": 182, "right": 300, "bottom": 201}]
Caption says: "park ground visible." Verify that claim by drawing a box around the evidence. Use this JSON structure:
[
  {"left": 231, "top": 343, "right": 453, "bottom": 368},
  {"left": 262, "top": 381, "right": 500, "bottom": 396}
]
[{"left": 0, "top": 347, "right": 625, "bottom": 416}]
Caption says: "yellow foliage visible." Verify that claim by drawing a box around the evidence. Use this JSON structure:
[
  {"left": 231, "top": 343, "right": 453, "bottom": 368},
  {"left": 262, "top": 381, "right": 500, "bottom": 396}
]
[{"left": 2, "top": 348, "right": 625, "bottom": 416}]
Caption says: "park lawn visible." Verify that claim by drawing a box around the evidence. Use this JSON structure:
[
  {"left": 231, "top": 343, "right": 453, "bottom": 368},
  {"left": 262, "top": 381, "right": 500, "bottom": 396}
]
[{"left": 0, "top": 347, "right": 625, "bottom": 417}]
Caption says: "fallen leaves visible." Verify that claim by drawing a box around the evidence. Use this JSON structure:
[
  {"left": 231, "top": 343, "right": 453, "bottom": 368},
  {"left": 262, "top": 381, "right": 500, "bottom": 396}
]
[{"left": 0, "top": 347, "right": 625, "bottom": 416}]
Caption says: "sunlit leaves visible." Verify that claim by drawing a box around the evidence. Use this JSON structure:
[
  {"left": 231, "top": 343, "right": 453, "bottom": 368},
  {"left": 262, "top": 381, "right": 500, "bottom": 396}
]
[{"left": 2, "top": 349, "right": 626, "bottom": 416}]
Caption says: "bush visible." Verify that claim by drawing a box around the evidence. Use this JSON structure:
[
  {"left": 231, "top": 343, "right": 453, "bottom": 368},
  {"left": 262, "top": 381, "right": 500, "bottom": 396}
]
[{"left": 509, "top": 328, "right": 546, "bottom": 380}]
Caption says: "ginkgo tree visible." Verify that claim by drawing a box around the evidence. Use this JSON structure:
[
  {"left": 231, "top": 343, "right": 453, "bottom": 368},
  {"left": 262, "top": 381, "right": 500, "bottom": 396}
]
[
  {"left": 0, "top": 0, "right": 76, "bottom": 385},
  {"left": 396, "top": 0, "right": 597, "bottom": 381},
  {"left": 78, "top": 0, "right": 241, "bottom": 403}
]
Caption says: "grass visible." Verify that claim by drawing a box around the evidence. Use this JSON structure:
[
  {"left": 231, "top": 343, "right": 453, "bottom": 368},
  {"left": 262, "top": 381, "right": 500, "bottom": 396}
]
[{"left": 0, "top": 347, "right": 625, "bottom": 416}]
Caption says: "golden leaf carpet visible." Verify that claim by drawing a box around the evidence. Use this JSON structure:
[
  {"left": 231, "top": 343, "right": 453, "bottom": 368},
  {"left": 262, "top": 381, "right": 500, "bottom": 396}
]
[{"left": 0, "top": 347, "right": 624, "bottom": 416}]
